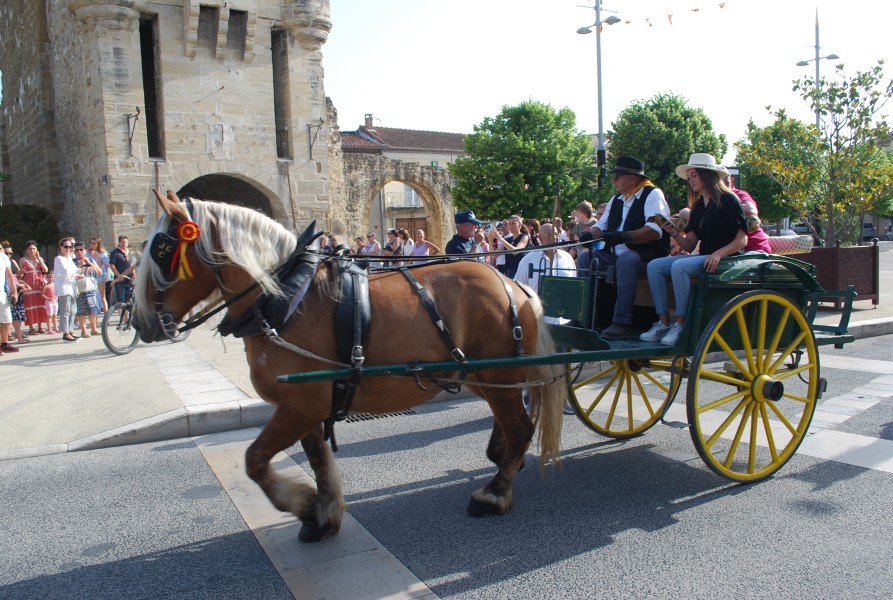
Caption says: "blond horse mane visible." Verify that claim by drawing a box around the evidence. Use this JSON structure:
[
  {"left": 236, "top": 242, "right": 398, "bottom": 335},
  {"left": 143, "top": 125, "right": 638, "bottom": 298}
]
[{"left": 138, "top": 199, "right": 299, "bottom": 297}]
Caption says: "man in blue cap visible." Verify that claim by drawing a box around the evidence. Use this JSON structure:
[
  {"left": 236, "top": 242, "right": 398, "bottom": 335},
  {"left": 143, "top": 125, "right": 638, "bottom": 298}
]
[{"left": 446, "top": 210, "right": 484, "bottom": 255}]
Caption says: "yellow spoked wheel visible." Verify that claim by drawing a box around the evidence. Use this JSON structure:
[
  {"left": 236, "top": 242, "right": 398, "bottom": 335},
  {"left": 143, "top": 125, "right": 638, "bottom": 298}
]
[
  {"left": 567, "top": 356, "right": 686, "bottom": 438},
  {"left": 687, "top": 291, "right": 820, "bottom": 482}
]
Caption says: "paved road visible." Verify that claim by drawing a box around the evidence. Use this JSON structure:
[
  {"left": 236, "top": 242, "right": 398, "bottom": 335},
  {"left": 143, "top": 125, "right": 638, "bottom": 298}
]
[{"left": 3, "top": 336, "right": 893, "bottom": 599}]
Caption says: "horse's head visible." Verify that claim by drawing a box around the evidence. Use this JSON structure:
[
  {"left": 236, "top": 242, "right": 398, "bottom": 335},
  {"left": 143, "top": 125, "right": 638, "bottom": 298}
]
[{"left": 132, "top": 190, "right": 221, "bottom": 343}]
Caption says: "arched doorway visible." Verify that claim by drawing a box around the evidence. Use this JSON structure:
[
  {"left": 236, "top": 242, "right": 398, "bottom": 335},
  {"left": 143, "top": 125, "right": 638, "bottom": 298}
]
[
  {"left": 178, "top": 174, "right": 275, "bottom": 218},
  {"left": 369, "top": 179, "right": 439, "bottom": 245}
]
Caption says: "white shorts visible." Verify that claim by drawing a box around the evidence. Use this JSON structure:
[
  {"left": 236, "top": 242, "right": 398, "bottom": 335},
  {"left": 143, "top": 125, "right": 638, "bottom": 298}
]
[
  {"left": 45, "top": 299, "right": 58, "bottom": 316},
  {"left": 0, "top": 296, "right": 11, "bottom": 324}
]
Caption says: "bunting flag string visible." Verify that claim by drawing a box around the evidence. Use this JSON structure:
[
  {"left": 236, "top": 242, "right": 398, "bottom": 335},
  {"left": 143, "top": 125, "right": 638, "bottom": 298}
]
[{"left": 599, "top": 2, "right": 730, "bottom": 32}]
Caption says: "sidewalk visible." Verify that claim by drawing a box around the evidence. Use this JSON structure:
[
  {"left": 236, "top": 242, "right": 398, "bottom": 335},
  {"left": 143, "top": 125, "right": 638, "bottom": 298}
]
[{"left": 3, "top": 248, "right": 892, "bottom": 460}]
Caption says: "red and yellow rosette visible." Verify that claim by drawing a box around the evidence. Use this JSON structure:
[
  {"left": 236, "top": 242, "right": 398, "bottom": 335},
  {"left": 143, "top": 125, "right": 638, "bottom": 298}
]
[{"left": 173, "top": 221, "right": 201, "bottom": 280}]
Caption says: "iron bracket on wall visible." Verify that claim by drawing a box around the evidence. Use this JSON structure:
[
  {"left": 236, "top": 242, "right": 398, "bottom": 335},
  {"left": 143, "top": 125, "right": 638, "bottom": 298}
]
[
  {"left": 307, "top": 118, "right": 324, "bottom": 159},
  {"left": 125, "top": 107, "right": 141, "bottom": 157}
]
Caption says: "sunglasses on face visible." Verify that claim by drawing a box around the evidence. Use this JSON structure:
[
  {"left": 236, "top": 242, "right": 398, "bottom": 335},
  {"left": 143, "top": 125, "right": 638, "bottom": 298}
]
[{"left": 62, "top": 245, "right": 73, "bottom": 249}]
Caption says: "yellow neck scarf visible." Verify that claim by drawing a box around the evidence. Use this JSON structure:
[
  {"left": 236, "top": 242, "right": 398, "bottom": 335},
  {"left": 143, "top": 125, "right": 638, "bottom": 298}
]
[{"left": 624, "top": 179, "right": 654, "bottom": 200}]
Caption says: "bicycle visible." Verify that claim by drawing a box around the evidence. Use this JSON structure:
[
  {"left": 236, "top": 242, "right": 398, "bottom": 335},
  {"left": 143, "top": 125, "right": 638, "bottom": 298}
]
[
  {"left": 101, "top": 291, "right": 191, "bottom": 355},
  {"left": 101, "top": 297, "right": 139, "bottom": 355}
]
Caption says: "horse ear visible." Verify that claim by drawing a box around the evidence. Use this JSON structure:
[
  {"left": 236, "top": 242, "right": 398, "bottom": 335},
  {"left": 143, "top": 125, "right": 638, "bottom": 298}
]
[
  {"left": 295, "top": 219, "right": 323, "bottom": 250},
  {"left": 153, "top": 188, "right": 174, "bottom": 217},
  {"left": 153, "top": 189, "right": 190, "bottom": 222}
]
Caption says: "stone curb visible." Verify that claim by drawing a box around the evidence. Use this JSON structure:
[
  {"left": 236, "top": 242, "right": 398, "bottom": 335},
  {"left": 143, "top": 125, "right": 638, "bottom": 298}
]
[
  {"left": 67, "top": 399, "right": 276, "bottom": 452},
  {"left": 846, "top": 316, "right": 893, "bottom": 339}
]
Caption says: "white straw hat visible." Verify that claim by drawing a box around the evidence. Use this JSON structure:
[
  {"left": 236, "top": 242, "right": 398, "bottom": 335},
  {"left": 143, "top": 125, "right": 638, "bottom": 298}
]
[{"left": 675, "top": 153, "right": 725, "bottom": 179}]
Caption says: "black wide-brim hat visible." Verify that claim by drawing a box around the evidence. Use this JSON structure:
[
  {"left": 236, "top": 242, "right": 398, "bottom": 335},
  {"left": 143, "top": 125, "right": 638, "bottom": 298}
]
[{"left": 608, "top": 155, "right": 647, "bottom": 177}]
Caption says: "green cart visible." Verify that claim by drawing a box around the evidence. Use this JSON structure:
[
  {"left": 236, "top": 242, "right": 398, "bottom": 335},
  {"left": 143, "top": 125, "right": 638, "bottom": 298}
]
[{"left": 544, "top": 255, "right": 855, "bottom": 482}]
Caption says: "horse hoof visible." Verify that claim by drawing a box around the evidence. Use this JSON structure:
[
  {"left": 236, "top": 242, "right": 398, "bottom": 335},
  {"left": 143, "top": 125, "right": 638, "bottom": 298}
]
[
  {"left": 467, "top": 496, "right": 506, "bottom": 518},
  {"left": 298, "top": 518, "right": 334, "bottom": 543}
]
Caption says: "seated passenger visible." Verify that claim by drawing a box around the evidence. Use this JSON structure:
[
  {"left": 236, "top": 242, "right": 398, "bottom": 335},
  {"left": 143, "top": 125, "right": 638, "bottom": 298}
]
[
  {"left": 718, "top": 165, "right": 771, "bottom": 254},
  {"left": 641, "top": 153, "right": 747, "bottom": 346},
  {"left": 513, "top": 224, "right": 576, "bottom": 325},
  {"left": 586, "top": 155, "right": 672, "bottom": 340}
]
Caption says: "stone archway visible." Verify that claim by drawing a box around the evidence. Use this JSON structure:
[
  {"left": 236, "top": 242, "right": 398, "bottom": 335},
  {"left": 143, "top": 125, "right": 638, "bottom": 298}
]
[
  {"left": 341, "top": 154, "right": 455, "bottom": 250},
  {"left": 177, "top": 174, "right": 277, "bottom": 218}
]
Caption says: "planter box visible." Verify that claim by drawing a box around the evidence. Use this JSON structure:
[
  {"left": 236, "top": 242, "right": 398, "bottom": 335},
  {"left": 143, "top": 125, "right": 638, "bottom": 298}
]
[{"left": 787, "top": 241, "right": 879, "bottom": 308}]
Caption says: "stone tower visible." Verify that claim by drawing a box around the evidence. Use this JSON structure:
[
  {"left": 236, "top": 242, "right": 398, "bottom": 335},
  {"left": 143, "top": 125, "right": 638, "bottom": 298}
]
[{"left": 0, "top": 0, "right": 343, "bottom": 244}]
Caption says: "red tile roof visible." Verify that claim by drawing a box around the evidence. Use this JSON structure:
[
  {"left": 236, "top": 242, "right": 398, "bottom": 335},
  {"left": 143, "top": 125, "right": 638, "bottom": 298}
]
[
  {"left": 342, "top": 126, "right": 465, "bottom": 155},
  {"left": 340, "top": 131, "right": 385, "bottom": 152}
]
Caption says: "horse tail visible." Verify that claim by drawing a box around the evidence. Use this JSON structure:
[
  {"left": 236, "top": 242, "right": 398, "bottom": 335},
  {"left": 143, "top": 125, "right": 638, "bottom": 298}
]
[{"left": 526, "top": 294, "right": 565, "bottom": 469}]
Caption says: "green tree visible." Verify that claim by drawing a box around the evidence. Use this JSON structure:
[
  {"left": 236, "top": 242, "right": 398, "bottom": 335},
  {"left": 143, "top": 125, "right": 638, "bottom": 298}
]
[
  {"left": 735, "top": 115, "right": 822, "bottom": 228},
  {"left": 0, "top": 204, "right": 60, "bottom": 253},
  {"left": 449, "top": 100, "right": 597, "bottom": 220},
  {"left": 606, "top": 93, "right": 727, "bottom": 212},
  {"left": 734, "top": 62, "right": 893, "bottom": 246},
  {"left": 870, "top": 146, "right": 893, "bottom": 224}
]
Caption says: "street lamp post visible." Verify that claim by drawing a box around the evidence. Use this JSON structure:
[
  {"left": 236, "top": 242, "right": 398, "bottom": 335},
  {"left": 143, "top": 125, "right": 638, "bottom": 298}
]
[
  {"left": 796, "top": 10, "right": 839, "bottom": 128},
  {"left": 577, "top": 2, "right": 620, "bottom": 187}
]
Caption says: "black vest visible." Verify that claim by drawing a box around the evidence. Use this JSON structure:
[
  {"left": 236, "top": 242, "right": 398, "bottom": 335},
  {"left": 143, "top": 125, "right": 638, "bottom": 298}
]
[{"left": 606, "top": 186, "right": 670, "bottom": 261}]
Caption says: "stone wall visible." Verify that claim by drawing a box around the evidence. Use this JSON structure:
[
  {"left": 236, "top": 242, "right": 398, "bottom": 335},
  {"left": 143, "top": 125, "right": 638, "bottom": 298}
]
[
  {"left": 324, "top": 97, "right": 348, "bottom": 237},
  {"left": 0, "top": 0, "right": 63, "bottom": 215},
  {"left": 0, "top": 0, "right": 336, "bottom": 245},
  {"left": 0, "top": 0, "right": 455, "bottom": 249}
]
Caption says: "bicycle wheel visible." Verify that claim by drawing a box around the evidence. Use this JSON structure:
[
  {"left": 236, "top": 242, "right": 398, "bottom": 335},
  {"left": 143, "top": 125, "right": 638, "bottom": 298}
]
[{"left": 102, "top": 302, "right": 139, "bottom": 355}]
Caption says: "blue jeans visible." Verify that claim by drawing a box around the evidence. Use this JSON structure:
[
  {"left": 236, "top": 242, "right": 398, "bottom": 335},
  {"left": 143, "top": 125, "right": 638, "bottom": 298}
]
[{"left": 646, "top": 254, "right": 708, "bottom": 319}]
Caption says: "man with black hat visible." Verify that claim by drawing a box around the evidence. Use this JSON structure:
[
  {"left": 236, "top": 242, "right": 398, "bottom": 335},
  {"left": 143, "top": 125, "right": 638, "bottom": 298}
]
[
  {"left": 446, "top": 210, "right": 485, "bottom": 255},
  {"left": 588, "top": 155, "right": 672, "bottom": 340}
]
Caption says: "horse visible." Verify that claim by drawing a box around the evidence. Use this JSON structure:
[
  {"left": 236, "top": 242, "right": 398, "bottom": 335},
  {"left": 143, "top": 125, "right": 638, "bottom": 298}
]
[{"left": 133, "top": 191, "right": 565, "bottom": 542}]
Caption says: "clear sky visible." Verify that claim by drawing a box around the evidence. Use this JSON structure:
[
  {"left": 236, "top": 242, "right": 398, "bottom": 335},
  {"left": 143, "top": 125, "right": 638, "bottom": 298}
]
[{"left": 323, "top": 0, "right": 893, "bottom": 165}]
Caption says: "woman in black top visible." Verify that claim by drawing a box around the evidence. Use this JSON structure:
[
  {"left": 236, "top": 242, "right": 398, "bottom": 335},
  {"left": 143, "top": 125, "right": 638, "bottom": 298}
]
[
  {"left": 490, "top": 215, "right": 529, "bottom": 278},
  {"left": 640, "top": 153, "right": 747, "bottom": 346}
]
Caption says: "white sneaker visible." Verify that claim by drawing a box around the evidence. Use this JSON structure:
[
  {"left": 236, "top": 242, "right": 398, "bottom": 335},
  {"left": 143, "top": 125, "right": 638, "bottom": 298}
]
[
  {"left": 640, "top": 321, "right": 671, "bottom": 342},
  {"left": 661, "top": 322, "right": 685, "bottom": 346}
]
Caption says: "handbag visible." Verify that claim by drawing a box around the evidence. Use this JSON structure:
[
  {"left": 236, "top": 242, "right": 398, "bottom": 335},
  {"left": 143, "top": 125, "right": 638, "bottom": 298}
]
[{"left": 77, "top": 274, "right": 97, "bottom": 295}]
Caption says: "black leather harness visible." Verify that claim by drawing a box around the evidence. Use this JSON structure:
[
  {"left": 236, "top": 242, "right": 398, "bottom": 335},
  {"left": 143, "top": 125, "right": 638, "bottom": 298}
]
[
  {"left": 216, "top": 236, "right": 529, "bottom": 452},
  {"left": 216, "top": 252, "right": 322, "bottom": 338},
  {"left": 325, "top": 257, "right": 372, "bottom": 451},
  {"left": 399, "top": 267, "right": 467, "bottom": 363}
]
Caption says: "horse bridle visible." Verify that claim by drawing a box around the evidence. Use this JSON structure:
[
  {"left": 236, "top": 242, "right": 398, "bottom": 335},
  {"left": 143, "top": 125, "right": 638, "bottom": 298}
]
[
  {"left": 152, "top": 276, "right": 260, "bottom": 340},
  {"left": 148, "top": 200, "right": 265, "bottom": 340},
  {"left": 149, "top": 205, "right": 326, "bottom": 340}
]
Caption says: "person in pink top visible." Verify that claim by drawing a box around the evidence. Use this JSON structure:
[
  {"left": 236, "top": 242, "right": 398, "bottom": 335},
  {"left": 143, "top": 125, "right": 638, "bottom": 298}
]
[
  {"left": 719, "top": 167, "right": 772, "bottom": 253},
  {"left": 43, "top": 271, "right": 60, "bottom": 333}
]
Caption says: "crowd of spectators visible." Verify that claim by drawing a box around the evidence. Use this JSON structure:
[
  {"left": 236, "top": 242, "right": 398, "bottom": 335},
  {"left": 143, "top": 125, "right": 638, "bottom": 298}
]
[{"left": 1, "top": 235, "right": 136, "bottom": 355}]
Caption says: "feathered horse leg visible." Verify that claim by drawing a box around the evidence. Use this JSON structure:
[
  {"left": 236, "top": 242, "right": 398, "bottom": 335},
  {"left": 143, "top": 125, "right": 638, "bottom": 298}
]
[
  {"left": 297, "top": 425, "right": 345, "bottom": 542},
  {"left": 245, "top": 405, "right": 344, "bottom": 542}
]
